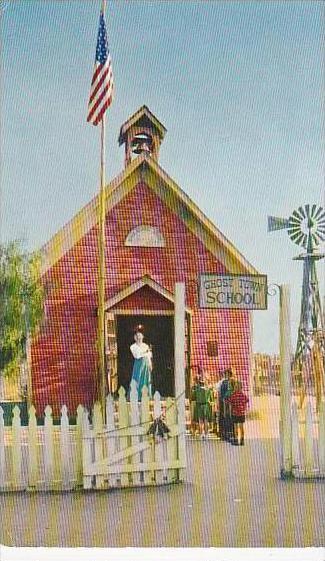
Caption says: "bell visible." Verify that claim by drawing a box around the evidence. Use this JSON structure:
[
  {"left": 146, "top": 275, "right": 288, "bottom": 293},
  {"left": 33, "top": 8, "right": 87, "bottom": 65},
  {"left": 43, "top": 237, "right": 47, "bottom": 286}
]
[
  {"left": 131, "top": 133, "right": 153, "bottom": 155},
  {"left": 132, "top": 141, "right": 151, "bottom": 155}
]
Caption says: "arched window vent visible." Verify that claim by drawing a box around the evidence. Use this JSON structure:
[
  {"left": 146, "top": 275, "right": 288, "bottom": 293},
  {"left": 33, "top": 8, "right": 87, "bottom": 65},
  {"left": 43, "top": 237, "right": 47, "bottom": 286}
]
[{"left": 125, "top": 225, "right": 165, "bottom": 247}]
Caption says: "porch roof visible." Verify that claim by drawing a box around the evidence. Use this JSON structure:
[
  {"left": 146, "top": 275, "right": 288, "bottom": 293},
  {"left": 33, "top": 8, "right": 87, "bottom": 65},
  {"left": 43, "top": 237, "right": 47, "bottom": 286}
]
[{"left": 104, "top": 275, "right": 192, "bottom": 314}]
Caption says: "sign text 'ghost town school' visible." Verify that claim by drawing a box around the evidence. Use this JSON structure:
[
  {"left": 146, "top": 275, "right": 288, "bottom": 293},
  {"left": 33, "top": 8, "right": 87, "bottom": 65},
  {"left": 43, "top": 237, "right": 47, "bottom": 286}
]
[{"left": 199, "top": 274, "right": 268, "bottom": 310}]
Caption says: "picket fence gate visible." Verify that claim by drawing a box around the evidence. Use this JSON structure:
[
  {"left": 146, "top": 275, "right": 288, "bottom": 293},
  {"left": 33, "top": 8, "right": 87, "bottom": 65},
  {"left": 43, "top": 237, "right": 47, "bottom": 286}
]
[
  {"left": 280, "top": 398, "right": 325, "bottom": 479},
  {"left": 0, "top": 382, "right": 186, "bottom": 492},
  {"left": 83, "top": 382, "right": 186, "bottom": 489}
]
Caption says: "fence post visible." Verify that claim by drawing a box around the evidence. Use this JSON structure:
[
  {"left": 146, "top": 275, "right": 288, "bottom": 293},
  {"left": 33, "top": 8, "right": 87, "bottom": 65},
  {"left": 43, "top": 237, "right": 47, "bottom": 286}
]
[
  {"left": 44, "top": 405, "right": 54, "bottom": 489},
  {"left": 153, "top": 391, "right": 162, "bottom": 421},
  {"left": 291, "top": 400, "right": 300, "bottom": 476},
  {"left": 153, "top": 391, "right": 164, "bottom": 485},
  {"left": 106, "top": 394, "right": 115, "bottom": 433},
  {"left": 130, "top": 380, "right": 141, "bottom": 486},
  {"left": 304, "top": 398, "right": 314, "bottom": 477},
  {"left": 12, "top": 405, "right": 22, "bottom": 490},
  {"left": 279, "top": 284, "right": 293, "bottom": 478},
  {"left": 60, "top": 405, "right": 71, "bottom": 490},
  {"left": 141, "top": 386, "right": 152, "bottom": 485},
  {"left": 106, "top": 393, "right": 116, "bottom": 487},
  {"left": 82, "top": 408, "right": 92, "bottom": 490},
  {"left": 28, "top": 405, "right": 38, "bottom": 490},
  {"left": 118, "top": 386, "right": 129, "bottom": 487},
  {"left": 75, "top": 404, "right": 84, "bottom": 488},
  {"left": 0, "top": 406, "right": 5, "bottom": 491},
  {"left": 93, "top": 401, "right": 104, "bottom": 489},
  {"left": 318, "top": 399, "right": 325, "bottom": 476},
  {"left": 166, "top": 396, "right": 177, "bottom": 483},
  {"left": 174, "top": 282, "right": 186, "bottom": 480}
]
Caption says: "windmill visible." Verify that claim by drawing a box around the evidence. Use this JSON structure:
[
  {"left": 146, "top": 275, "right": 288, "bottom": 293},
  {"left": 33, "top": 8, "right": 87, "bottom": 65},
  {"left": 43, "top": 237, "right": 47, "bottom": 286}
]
[{"left": 268, "top": 204, "right": 325, "bottom": 408}]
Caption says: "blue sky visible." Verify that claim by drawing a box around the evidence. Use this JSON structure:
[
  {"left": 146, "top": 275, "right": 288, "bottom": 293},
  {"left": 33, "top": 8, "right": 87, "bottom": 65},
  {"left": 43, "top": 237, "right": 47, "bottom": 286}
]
[{"left": 1, "top": 0, "right": 324, "bottom": 354}]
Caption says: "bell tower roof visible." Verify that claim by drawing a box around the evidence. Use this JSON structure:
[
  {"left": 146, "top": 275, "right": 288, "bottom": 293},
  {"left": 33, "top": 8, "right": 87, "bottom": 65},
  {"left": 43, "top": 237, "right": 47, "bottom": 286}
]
[
  {"left": 118, "top": 105, "right": 167, "bottom": 145},
  {"left": 118, "top": 105, "right": 167, "bottom": 167}
]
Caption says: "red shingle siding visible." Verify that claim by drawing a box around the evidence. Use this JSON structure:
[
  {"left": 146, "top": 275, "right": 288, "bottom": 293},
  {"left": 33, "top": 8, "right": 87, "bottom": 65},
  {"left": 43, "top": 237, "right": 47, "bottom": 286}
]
[
  {"left": 191, "top": 308, "right": 251, "bottom": 393},
  {"left": 31, "top": 181, "right": 251, "bottom": 415}
]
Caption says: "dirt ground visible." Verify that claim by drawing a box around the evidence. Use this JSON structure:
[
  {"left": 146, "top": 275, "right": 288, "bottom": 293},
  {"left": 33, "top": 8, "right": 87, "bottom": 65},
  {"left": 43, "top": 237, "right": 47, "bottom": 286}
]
[{"left": 0, "top": 396, "right": 324, "bottom": 548}]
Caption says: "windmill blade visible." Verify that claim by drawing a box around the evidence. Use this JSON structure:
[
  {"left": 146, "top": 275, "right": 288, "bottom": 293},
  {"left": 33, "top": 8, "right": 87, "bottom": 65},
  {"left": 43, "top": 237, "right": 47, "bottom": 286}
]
[
  {"left": 288, "top": 225, "right": 302, "bottom": 238},
  {"left": 298, "top": 206, "right": 307, "bottom": 219},
  {"left": 289, "top": 229, "right": 305, "bottom": 247},
  {"left": 311, "top": 204, "right": 317, "bottom": 218},
  {"left": 288, "top": 216, "right": 302, "bottom": 227},
  {"left": 314, "top": 206, "right": 324, "bottom": 220},
  {"left": 316, "top": 230, "right": 325, "bottom": 241},
  {"left": 288, "top": 229, "right": 301, "bottom": 242},
  {"left": 291, "top": 210, "right": 302, "bottom": 223},
  {"left": 288, "top": 213, "right": 302, "bottom": 224},
  {"left": 312, "top": 232, "right": 324, "bottom": 246},
  {"left": 267, "top": 215, "right": 290, "bottom": 232},
  {"left": 295, "top": 233, "right": 305, "bottom": 246},
  {"left": 288, "top": 222, "right": 301, "bottom": 233}
]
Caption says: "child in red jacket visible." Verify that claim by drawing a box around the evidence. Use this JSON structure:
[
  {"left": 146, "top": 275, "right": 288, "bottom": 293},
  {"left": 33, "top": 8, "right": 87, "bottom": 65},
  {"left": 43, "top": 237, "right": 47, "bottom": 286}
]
[{"left": 225, "top": 380, "right": 249, "bottom": 445}]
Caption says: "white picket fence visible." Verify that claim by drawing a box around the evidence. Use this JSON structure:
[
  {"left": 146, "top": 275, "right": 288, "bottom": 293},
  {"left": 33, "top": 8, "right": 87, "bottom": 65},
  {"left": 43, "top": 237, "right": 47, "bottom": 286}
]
[
  {"left": 0, "top": 401, "right": 84, "bottom": 492},
  {"left": 83, "top": 383, "right": 186, "bottom": 489},
  {"left": 280, "top": 398, "right": 325, "bottom": 479},
  {"left": 0, "top": 382, "right": 186, "bottom": 492}
]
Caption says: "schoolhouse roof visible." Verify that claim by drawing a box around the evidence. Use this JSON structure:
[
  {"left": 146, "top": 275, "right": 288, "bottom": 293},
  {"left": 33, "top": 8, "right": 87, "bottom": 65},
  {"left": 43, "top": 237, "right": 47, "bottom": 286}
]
[{"left": 40, "top": 152, "right": 259, "bottom": 275}]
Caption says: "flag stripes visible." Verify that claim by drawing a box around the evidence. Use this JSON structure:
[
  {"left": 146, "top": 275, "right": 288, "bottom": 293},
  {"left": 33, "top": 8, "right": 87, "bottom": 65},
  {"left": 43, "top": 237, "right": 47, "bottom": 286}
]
[{"left": 87, "top": 11, "right": 114, "bottom": 126}]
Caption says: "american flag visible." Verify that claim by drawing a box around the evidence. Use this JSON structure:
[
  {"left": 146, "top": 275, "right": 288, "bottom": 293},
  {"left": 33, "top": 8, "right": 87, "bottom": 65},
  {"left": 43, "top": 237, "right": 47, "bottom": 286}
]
[{"left": 87, "top": 10, "right": 114, "bottom": 126}]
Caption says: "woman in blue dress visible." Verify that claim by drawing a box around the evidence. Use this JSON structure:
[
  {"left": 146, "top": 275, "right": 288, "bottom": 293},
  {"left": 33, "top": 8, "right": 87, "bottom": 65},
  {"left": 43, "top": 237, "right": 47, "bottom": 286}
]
[{"left": 130, "top": 327, "right": 153, "bottom": 400}]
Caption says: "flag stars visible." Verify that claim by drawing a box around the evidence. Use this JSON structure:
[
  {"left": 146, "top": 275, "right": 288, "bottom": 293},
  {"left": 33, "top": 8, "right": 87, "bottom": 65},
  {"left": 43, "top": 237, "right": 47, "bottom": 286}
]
[
  {"left": 87, "top": 10, "right": 114, "bottom": 125},
  {"left": 95, "top": 15, "right": 109, "bottom": 64}
]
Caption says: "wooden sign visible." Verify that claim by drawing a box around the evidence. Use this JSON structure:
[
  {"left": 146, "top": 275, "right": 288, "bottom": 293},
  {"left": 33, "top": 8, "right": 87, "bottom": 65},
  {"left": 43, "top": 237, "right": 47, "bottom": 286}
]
[{"left": 199, "top": 274, "right": 268, "bottom": 310}]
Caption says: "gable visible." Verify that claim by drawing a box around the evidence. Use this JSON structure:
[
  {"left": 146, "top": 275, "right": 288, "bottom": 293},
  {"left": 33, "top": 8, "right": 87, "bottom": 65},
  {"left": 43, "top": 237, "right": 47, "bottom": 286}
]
[
  {"left": 101, "top": 181, "right": 229, "bottom": 278},
  {"left": 108, "top": 285, "right": 174, "bottom": 312},
  {"left": 40, "top": 153, "right": 259, "bottom": 276}
]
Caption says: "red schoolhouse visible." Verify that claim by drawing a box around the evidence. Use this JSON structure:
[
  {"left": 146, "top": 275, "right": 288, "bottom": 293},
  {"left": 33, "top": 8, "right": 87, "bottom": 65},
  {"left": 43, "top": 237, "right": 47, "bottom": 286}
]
[{"left": 31, "top": 106, "right": 260, "bottom": 416}]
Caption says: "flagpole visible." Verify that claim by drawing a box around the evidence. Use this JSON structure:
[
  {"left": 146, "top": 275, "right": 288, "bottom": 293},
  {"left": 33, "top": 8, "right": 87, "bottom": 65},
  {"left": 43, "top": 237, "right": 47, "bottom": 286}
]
[
  {"left": 98, "top": 118, "right": 106, "bottom": 417},
  {"left": 98, "top": 0, "right": 108, "bottom": 418}
]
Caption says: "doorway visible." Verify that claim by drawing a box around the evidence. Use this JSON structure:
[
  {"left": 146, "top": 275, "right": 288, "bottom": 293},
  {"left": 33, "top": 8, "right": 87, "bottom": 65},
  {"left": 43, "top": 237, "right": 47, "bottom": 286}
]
[{"left": 116, "top": 315, "right": 174, "bottom": 397}]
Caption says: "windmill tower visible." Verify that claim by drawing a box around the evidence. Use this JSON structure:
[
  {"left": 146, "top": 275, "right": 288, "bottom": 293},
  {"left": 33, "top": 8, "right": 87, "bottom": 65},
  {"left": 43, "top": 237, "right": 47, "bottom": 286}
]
[{"left": 268, "top": 204, "right": 325, "bottom": 407}]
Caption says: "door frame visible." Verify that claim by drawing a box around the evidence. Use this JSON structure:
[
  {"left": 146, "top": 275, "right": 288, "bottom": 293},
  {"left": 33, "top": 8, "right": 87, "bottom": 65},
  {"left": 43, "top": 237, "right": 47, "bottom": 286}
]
[{"left": 105, "top": 308, "right": 192, "bottom": 397}]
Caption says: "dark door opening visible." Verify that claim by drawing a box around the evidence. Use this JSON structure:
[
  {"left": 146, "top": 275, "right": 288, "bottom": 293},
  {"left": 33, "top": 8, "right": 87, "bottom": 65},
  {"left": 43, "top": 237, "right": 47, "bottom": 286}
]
[{"left": 116, "top": 315, "right": 174, "bottom": 397}]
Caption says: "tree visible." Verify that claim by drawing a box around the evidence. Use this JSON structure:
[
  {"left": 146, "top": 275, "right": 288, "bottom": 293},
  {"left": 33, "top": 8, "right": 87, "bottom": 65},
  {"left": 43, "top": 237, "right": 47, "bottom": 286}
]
[{"left": 0, "top": 241, "right": 44, "bottom": 392}]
